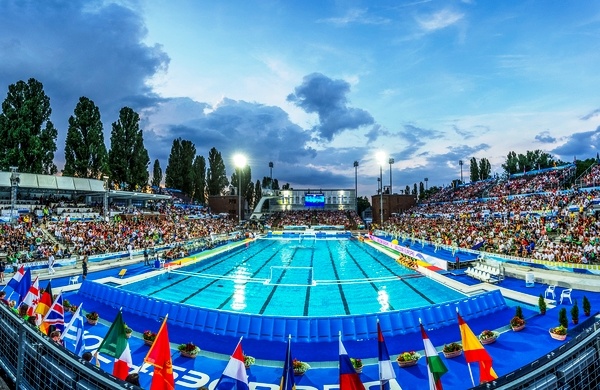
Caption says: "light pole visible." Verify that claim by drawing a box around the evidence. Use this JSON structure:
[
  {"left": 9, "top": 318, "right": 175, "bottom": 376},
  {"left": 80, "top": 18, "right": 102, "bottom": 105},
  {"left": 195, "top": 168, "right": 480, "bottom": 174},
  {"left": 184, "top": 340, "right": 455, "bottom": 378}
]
[
  {"left": 376, "top": 152, "right": 386, "bottom": 226},
  {"left": 234, "top": 154, "right": 247, "bottom": 225},
  {"left": 388, "top": 157, "right": 394, "bottom": 194},
  {"left": 9, "top": 166, "right": 19, "bottom": 224},
  {"left": 103, "top": 175, "right": 109, "bottom": 221},
  {"left": 269, "top": 161, "right": 274, "bottom": 191},
  {"left": 459, "top": 160, "right": 464, "bottom": 183},
  {"left": 353, "top": 161, "right": 359, "bottom": 213}
]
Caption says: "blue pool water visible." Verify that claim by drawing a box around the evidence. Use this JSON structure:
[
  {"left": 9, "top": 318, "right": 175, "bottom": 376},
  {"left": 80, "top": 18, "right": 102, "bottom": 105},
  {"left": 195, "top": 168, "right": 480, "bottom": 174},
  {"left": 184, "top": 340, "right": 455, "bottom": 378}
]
[{"left": 122, "top": 238, "right": 466, "bottom": 316}]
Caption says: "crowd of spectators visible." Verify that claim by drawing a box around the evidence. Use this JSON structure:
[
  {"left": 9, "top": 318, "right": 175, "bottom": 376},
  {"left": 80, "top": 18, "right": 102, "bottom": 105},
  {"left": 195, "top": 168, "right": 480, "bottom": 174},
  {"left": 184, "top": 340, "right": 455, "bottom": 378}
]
[
  {"left": 385, "top": 188, "right": 599, "bottom": 265},
  {"left": 580, "top": 164, "right": 600, "bottom": 188},
  {"left": 264, "top": 209, "right": 361, "bottom": 229}
]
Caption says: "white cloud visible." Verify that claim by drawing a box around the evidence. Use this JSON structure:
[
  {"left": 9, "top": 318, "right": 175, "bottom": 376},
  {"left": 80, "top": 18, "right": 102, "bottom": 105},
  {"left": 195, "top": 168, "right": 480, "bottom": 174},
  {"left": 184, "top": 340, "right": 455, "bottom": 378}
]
[{"left": 416, "top": 9, "right": 464, "bottom": 32}]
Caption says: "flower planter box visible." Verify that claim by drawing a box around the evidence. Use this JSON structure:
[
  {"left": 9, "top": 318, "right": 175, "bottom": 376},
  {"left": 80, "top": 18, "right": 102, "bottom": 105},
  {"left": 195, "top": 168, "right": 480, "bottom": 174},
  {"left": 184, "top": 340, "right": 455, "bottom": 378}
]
[
  {"left": 397, "top": 359, "right": 418, "bottom": 368},
  {"left": 511, "top": 324, "right": 525, "bottom": 332},
  {"left": 354, "top": 366, "right": 363, "bottom": 374},
  {"left": 86, "top": 318, "right": 98, "bottom": 325},
  {"left": 549, "top": 330, "right": 567, "bottom": 341},
  {"left": 443, "top": 350, "right": 463, "bottom": 359},
  {"left": 144, "top": 339, "right": 154, "bottom": 346},
  {"left": 293, "top": 369, "right": 305, "bottom": 376},
  {"left": 480, "top": 335, "right": 497, "bottom": 345},
  {"left": 180, "top": 351, "right": 198, "bottom": 358}
]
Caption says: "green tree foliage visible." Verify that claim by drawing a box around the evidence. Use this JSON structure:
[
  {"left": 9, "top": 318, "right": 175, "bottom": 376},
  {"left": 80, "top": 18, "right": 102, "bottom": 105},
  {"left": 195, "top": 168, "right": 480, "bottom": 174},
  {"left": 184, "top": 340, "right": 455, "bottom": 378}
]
[
  {"left": 206, "top": 147, "right": 229, "bottom": 195},
  {"left": 479, "top": 158, "right": 492, "bottom": 180},
  {"left": 165, "top": 138, "right": 196, "bottom": 194},
  {"left": 412, "top": 183, "right": 417, "bottom": 195},
  {"left": 151, "top": 159, "right": 162, "bottom": 187},
  {"left": 63, "top": 97, "right": 108, "bottom": 178},
  {"left": 502, "top": 150, "right": 556, "bottom": 175},
  {"left": 0, "top": 78, "right": 57, "bottom": 174},
  {"left": 231, "top": 165, "right": 253, "bottom": 208},
  {"left": 404, "top": 185, "right": 410, "bottom": 195},
  {"left": 418, "top": 182, "right": 425, "bottom": 200},
  {"left": 107, "top": 107, "right": 149, "bottom": 190},
  {"left": 356, "top": 196, "right": 370, "bottom": 216},
  {"left": 470, "top": 157, "right": 479, "bottom": 182},
  {"left": 191, "top": 155, "right": 206, "bottom": 204},
  {"left": 253, "top": 180, "right": 262, "bottom": 209}
]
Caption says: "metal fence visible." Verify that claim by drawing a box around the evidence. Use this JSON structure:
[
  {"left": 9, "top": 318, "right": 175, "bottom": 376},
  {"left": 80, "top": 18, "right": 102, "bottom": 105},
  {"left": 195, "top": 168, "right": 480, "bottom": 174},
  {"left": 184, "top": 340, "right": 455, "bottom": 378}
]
[
  {"left": 0, "top": 304, "right": 137, "bottom": 390},
  {"left": 472, "top": 314, "right": 600, "bottom": 390}
]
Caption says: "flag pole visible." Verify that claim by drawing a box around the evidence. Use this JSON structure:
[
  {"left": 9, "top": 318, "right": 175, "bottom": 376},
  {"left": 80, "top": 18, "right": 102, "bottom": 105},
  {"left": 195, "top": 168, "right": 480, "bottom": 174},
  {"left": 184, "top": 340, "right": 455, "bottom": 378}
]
[{"left": 467, "top": 363, "right": 475, "bottom": 386}]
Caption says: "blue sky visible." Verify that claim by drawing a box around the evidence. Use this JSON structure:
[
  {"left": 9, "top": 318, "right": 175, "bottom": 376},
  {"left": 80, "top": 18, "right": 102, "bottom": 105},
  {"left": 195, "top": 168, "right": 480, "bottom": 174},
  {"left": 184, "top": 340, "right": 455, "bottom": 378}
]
[{"left": 1, "top": 1, "right": 599, "bottom": 197}]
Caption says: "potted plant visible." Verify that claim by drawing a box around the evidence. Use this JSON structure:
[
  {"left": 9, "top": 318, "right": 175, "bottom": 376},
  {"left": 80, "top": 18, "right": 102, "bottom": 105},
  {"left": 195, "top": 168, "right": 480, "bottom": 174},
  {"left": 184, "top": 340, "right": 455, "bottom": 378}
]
[
  {"left": 178, "top": 342, "right": 200, "bottom": 358},
  {"left": 442, "top": 342, "right": 463, "bottom": 358},
  {"left": 478, "top": 330, "right": 499, "bottom": 345},
  {"left": 70, "top": 304, "right": 78, "bottom": 313},
  {"left": 549, "top": 325, "right": 567, "bottom": 341},
  {"left": 350, "top": 358, "right": 363, "bottom": 374},
  {"left": 571, "top": 300, "right": 579, "bottom": 325},
  {"left": 124, "top": 324, "right": 133, "bottom": 339},
  {"left": 396, "top": 351, "right": 421, "bottom": 368},
  {"left": 538, "top": 294, "right": 547, "bottom": 315},
  {"left": 558, "top": 308, "right": 568, "bottom": 328},
  {"left": 292, "top": 358, "right": 310, "bottom": 375},
  {"left": 86, "top": 311, "right": 99, "bottom": 325},
  {"left": 63, "top": 299, "right": 72, "bottom": 310},
  {"left": 243, "top": 354, "right": 255, "bottom": 369},
  {"left": 143, "top": 330, "right": 157, "bottom": 346},
  {"left": 510, "top": 306, "right": 526, "bottom": 331},
  {"left": 583, "top": 296, "right": 591, "bottom": 316}
]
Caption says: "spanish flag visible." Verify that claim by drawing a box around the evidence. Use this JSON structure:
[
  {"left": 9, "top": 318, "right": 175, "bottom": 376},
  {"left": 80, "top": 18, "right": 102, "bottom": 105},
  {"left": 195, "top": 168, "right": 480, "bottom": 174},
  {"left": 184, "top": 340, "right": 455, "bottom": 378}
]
[
  {"left": 144, "top": 315, "right": 175, "bottom": 390},
  {"left": 457, "top": 313, "right": 497, "bottom": 384}
]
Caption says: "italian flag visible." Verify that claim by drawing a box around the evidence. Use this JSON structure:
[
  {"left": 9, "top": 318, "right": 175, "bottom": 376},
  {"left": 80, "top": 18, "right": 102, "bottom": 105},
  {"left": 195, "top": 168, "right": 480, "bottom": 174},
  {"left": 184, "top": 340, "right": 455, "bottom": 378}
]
[
  {"left": 420, "top": 324, "right": 448, "bottom": 390},
  {"left": 97, "top": 310, "right": 133, "bottom": 380}
]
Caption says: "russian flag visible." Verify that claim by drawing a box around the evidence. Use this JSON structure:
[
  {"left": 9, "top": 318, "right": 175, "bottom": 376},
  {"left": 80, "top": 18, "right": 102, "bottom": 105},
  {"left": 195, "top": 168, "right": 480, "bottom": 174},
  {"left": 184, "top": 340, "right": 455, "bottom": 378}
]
[
  {"left": 377, "top": 322, "right": 396, "bottom": 385},
  {"left": 214, "top": 337, "right": 249, "bottom": 390},
  {"left": 339, "top": 335, "right": 365, "bottom": 390}
]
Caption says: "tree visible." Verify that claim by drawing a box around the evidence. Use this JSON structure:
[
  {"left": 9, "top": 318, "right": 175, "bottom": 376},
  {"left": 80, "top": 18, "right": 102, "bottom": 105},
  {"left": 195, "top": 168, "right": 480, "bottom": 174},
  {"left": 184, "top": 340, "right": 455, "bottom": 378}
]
[
  {"left": 405, "top": 185, "right": 410, "bottom": 195},
  {"left": 418, "top": 182, "right": 425, "bottom": 200},
  {"left": 356, "top": 196, "right": 370, "bottom": 216},
  {"left": 254, "top": 180, "right": 262, "bottom": 209},
  {"left": 107, "top": 107, "right": 150, "bottom": 190},
  {"left": 63, "top": 97, "right": 108, "bottom": 178},
  {"left": 470, "top": 157, "right": 479, "bottom": 182},
  {"left": 165, "top": 138, "right": 196, "bottom": 194},
  {"left": 412, "top": 183, "right": 417, "bottom": 195},
  {"left": 151, "top": 159, "right": 162, "bottom": 187},
  {"left": 479, "top": 158, "right": 492, "bottom": 180},
  {"left": 0, "top": 78, "right": 58, "bottom": 174},
  {"left": 206, "top": 147, "right": 228, "bottom": 195},
  {"left": 191, "top": 155, "right": 206, "bottom": 204}
]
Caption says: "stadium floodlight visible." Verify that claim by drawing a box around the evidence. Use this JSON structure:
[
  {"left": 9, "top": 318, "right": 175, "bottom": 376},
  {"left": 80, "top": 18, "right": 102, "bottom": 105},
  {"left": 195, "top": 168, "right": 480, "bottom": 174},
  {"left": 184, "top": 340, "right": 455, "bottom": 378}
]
[
  {"left": 389, "top": 157, "right": 395, "bottom": 194},
  {"left": 376, "top": 152, "right": 386, "bottom": 225},
  {"left": 234, "top": 154, "right": 247, "bottom": 224},
  {"left": 353, "top": 161, "right": 359, "bottom": 213}
]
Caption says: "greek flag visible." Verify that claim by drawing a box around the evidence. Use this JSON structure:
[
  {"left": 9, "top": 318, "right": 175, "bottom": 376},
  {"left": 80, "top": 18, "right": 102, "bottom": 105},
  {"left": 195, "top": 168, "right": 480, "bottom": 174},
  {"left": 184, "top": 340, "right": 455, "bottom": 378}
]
[{"left": 61, "top": 304, "right": 86, "bottom": 356}]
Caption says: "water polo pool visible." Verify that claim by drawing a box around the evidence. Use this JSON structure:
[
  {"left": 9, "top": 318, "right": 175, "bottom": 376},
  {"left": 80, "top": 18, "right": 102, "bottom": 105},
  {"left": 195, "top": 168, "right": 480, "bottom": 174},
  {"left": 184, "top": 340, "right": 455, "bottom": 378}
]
[{"left": 120, "top": 237, "right": 466, "bottom": 317}]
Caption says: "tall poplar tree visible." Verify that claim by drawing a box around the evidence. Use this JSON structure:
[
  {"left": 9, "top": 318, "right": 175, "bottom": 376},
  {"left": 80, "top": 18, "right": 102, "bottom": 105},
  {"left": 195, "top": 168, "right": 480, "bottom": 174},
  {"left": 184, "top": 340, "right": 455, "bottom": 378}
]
[
  {"left": 254, "top": 180, "right": 262, "bottom": 209},
  {"left": 165, "top": 138, "right": 195, "bottom": 194},
  {"left": 0, "top": 78, "right": 58, "bottom": 174},
  {"left": 470, "top": 157, "right": 479, "bottom": 182},
  {"left": 63, "top": 96, "right": 108, "bottom": 178},
  {"left": 191, "top": 155, "right": 206, "bottom": 204},
  {"left": 151, "top": 159, "right": 162, "bottom": 187},
  {"left": 107, "top": 107, "right": 149, "bottom": 190},
  {"left": 206, "top": 147, "right": 228, "bottom": 195}
]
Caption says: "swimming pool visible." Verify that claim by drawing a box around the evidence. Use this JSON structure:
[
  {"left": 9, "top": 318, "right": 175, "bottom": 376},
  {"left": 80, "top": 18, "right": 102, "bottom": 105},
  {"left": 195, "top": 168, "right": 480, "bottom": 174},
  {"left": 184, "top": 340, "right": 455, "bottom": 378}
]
[{"left": 121, "top": 237, "right": 466, "bottom": 316}]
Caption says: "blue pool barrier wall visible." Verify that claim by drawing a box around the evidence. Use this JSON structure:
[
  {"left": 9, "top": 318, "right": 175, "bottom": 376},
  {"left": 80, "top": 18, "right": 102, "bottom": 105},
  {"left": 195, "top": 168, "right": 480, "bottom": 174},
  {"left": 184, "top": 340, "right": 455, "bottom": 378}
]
[{"left": 78, "top": 280, "right": 506, "bottom": 343}]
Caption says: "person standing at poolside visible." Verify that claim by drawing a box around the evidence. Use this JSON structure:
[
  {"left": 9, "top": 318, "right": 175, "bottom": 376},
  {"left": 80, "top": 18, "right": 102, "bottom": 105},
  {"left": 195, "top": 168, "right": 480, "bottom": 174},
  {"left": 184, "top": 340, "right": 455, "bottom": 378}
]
[
  {"left": 82, "top": 255, "right": 88, "bottom": 280},
  {"left": 48, "top": 253, "right": 56, "bottom": 274}
]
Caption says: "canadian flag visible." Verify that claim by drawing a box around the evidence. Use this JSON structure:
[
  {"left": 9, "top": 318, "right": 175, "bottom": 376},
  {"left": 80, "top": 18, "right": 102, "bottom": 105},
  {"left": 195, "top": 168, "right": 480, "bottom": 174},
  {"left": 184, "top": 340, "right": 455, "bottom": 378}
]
[{"left": 22, "top": 277, "right": 40, "bottom": 317}]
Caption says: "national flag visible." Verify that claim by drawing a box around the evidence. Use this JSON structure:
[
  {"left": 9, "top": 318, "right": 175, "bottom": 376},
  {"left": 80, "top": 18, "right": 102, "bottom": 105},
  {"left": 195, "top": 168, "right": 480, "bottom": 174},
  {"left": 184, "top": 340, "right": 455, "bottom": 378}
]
[
  {"left": 62, "top": 304, "right": 86, "bottom": 356},
  {"left": 214, "top": 337, "right": 249, "bottom": 390},
  {"left": 420, "top": 324, "right": 448, "bottom": 390},
  {"left": 35, "top": 281, "right": 54, "bottom": 318},
  {"left": 9, "top": 267, "right": 31, "bottom": 304},
  {"left": 339, "top": 335, "right": 365, "bottom": 390},
  {"left": 377, "top": 322, "right": 396, "bottom": 384},
  {"left": 458, "top": 313, "right": 498, "bottom": 384},
  {"left": 21, "top": 277, "right": 40, "bottom": 317},
  {"left": 39, "top": 293, "right": 64, "bottom": 335},
  {"left": 279, "top": 337, "right": 296, "bottom": 390},
  {"left": 97, "top": 310, "right": 133, "bottom": 380},
  {"left": 144, "top": 315, "right": 175, "bottom": 390}
]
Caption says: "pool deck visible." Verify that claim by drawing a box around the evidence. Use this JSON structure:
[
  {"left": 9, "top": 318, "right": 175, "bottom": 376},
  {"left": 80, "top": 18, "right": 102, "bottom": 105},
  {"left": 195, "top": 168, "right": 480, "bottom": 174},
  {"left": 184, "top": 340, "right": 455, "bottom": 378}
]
[{"left": 3, "top": 239, "right": 600, "bottom": 389}]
